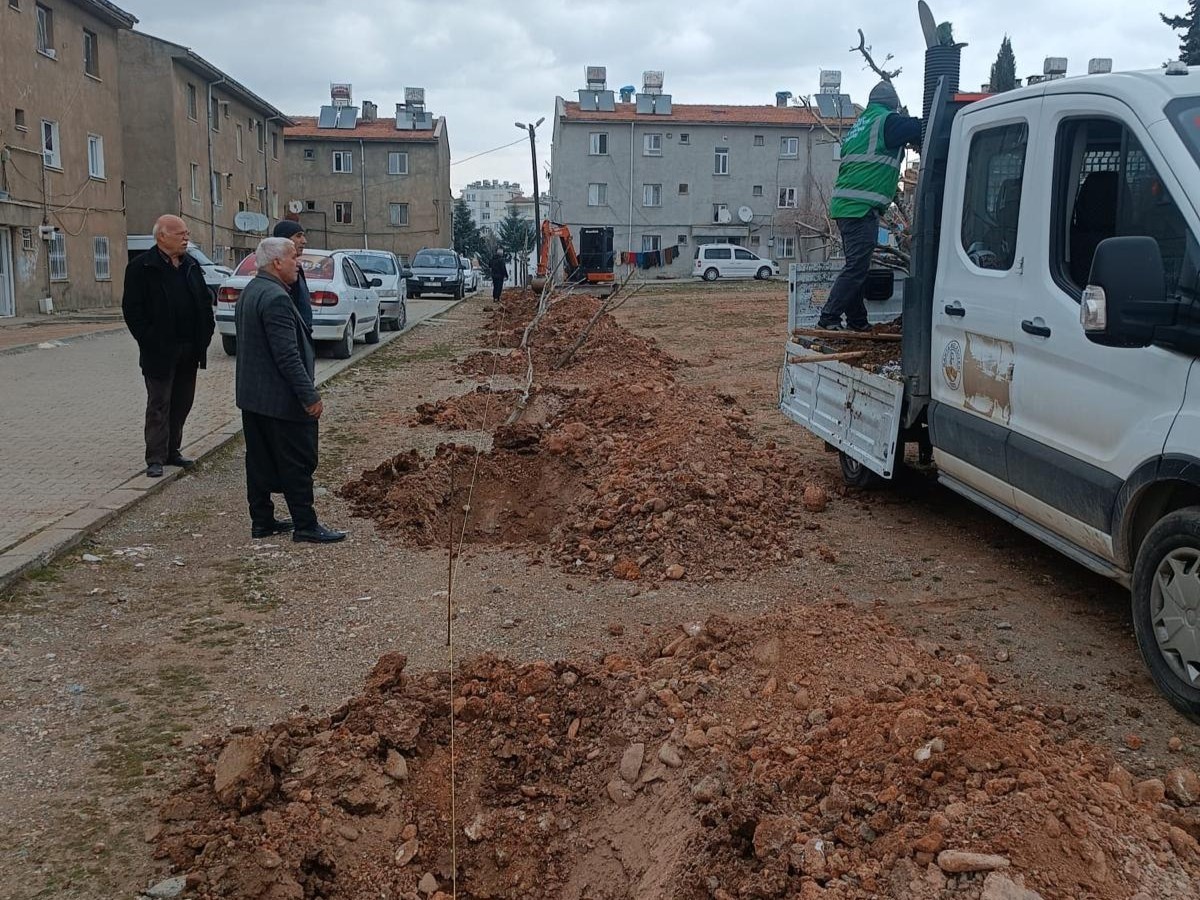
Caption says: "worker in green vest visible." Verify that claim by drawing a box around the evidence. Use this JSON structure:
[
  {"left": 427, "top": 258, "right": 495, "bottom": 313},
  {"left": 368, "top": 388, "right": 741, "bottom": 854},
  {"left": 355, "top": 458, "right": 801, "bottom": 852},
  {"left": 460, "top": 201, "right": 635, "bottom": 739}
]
[{"left": 818, "top": 81, "right": 922, "bottom": 331}]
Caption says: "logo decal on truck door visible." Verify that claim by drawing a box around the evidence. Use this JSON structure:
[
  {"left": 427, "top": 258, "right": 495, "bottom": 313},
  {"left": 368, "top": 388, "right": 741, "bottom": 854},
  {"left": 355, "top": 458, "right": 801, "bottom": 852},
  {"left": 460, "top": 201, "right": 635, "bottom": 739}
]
[
  {"left": 963, "top": 333, "right": 1014, "bottom": 425},
  {"left": 942, "top": 341, "right": 962, "bottom": 390}
]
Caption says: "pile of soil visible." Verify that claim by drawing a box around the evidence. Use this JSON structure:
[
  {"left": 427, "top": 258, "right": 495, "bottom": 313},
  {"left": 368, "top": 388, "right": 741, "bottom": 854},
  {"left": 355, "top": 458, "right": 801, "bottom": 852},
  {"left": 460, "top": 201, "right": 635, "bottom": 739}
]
[
  {"left": 150, "top": 608, "right": 1200, "bottom": 899},
  {"left": 409, "top": 387, "right": 524, "bottom": 431},
  {"left": 342, "top": 290, "right": 823, "bottom": 581}
]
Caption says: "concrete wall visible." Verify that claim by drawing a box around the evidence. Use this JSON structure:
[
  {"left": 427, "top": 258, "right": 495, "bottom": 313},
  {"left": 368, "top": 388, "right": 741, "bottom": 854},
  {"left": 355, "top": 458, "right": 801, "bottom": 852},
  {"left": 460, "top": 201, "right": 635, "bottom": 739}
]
[
  {"left": 550, "top": 109, "right": 841, "bottom": 276},
  {"left": 0, "top": 0, "right": 130, "bottom": 315}
]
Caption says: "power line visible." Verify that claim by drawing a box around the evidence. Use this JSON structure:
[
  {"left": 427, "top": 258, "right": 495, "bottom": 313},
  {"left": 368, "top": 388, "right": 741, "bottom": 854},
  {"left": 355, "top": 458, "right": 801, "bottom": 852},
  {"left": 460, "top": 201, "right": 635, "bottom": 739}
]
[{"left": 450, "top": 137, "right": 528, "bottom": 167}]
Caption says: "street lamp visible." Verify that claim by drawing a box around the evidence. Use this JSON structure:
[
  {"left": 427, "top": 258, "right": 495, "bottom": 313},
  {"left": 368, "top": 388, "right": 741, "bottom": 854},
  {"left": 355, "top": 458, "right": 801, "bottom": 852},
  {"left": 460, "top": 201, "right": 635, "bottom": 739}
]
[{"left": 515, "top": 117, "right": 545, "bottom": 264}]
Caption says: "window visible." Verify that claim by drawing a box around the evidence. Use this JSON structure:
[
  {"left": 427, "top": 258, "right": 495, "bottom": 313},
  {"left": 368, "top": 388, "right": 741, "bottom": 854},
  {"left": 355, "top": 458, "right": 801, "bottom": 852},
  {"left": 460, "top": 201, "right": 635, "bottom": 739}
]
[
  {"left": 753, "top": 134, "right": 764, "bottom": 147},
  {"left": 21, "top": 228, "right": 35, "bottom": 251},
  {"left": 48, "top": 231, "right": 66, "bottom": 281},
  {"left": 10, "top": 0, "right": 20, "bottom": 9},
  {"left": 389, "top": 202, "right": 409, "bottom": 226},
  {"left": 256, "top": 121, "right": 264, "bottom": 153},
  {"left": 705, "top": 247, "right": 732, "bottom": 260},
  {"left": 482, "top": 212, "right": 490, "bottom": 221},
  {"left": 92, "top": 236, "right": 110, "bottom": 280},
  {"left": 236, "top": 124, "right": 243, "bottom": 161},
  {"left": 186, "top": 83, "right": 197, "bottom": 120},
  {"left": 388, "top": 151, "right": 408, "bottom": 175},
  {"left": 211, "top": 172, "right": 223, "bottom": 208},
  {"left": 589, "top": 132, "right": 608, "bottom": 155},
  {"left": 714, "top": 147, "right": 729, "bottom": 175},
  {"left": 678, "top": 183, "right": 688, "bottom": 195},
  {"left": 677, "top": 233, "right": 688, "bottom": 245},
  {"left": 587, "top": 182, "right": 607, "bottom": 206},
  {"left": 35, "top": 3, "right": 52, "bottom": 54},
  {"left": 303, "top": 148, "right": 315, "bottom": 161},
  {"left": 643, "top": 133, "right": 662, "bottom": 156},
  {"left": 304, "top": 200, "right": 316, "bottom": 211},
  {"left": 87, "top": 134, "right": 104, "bottom": 178},
  {"left": 735, "top": 248, "right": 756, "bottom": 260},
  {"left": 1054, "top": 115, "right": 1198, "bottom": 298},
  {"left": 210, "top": 95, "right": 220, "bottom": 131},
  {"left": 679, "top": 133, "right": 690, "bottom": 145},
  {"left": 781, "top": 137, "right": 799, "bottom": 157},
  {"left": 15, "top": 108, "right": 26, "bottom": 130},
  {"left": 642, "top": 183, "right": 661, "bottom": 207},
  {"left": 190, "top": 163, "right": 200, "bottom": 201},
  {"left": 752, "top": 185, "right": 763, "bottom": 197},
  {"left": 334, "top": 201, "right": 352, "bottom": 224},
  {"left": 641, "top": 235, "right": 661, "bottom": 252},
  {"left": 270, "top": 130, "right": 278, "bottom": 159},
  {"left": 484, "top": 201, "right": 490, "bottom": 208},
  {"left": 332, "top": 151, "right": 353, "bottom": 173},
  {"left": 778, "top": 236, "right": 796, "bottom": 258},
  {"left": 778, "top": 187, "right": 797, "bottom": 209},
  {"left": 83, "top": 29, "right": 98, "bottom": 77},
  {"left": 749, "top": 235, "right": 761, "bottom": 247},
  {"left": 40, "top": 119, "right": 60, "bottom": 168},
  {"left": 712, "top": 202, "right": 729, "bottom": 223},
  {"left": 959, "top": 121, "right": 1028, "bottom": 271},
  {"left": 237, "top": 200, "right": 246, "bottom": 213}
]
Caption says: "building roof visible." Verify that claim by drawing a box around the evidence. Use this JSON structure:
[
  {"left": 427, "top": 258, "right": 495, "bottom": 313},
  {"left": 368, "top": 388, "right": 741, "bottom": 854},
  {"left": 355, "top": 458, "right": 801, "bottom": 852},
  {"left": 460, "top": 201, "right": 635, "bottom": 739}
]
[
  {"left": 284, "top": 116, "right": 443, "bottom": 143},
  {"left": 560, "top": 100, "right": 854, "bottom": 127},
  {"left": 77, "top": 0, "right": 137, "bottom": 28}
]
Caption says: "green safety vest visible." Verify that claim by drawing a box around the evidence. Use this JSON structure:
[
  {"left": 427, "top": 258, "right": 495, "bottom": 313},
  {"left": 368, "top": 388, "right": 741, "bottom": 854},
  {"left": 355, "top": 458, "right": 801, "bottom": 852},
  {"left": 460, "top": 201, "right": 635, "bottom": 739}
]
[{"left": 829, "top": 103, "right": 903, "bottom": 219}]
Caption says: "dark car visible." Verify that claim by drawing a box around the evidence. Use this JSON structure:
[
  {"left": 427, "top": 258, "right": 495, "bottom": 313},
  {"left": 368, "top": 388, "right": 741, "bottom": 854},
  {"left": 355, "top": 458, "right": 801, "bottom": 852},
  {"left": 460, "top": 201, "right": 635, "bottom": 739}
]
[{"left": 407, "top": 248, "right": 465, "bottom": 300}]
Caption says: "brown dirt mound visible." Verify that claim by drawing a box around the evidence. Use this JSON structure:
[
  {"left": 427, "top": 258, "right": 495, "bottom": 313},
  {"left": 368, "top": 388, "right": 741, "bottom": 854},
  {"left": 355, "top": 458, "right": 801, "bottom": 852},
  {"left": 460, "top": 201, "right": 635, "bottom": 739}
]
[
  {"left": 409, "top": 387, "right": 523, "bottom": 431},
  {"left": 151, "top": 609, "right": 1200, "bottom": 899}
]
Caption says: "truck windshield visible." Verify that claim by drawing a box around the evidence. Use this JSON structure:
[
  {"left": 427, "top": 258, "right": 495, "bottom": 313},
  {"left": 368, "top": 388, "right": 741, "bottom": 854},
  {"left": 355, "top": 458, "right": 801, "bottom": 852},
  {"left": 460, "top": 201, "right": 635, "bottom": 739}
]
[{"left": 1168, "top": 97, "right": 1200, "bottom": 165}]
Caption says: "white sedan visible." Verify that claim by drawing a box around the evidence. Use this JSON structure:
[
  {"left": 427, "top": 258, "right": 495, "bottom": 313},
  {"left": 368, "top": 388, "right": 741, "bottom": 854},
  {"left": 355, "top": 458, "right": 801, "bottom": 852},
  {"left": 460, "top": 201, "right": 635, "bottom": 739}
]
[{"left": 216, "top": 249, "right": 382, "bottom": 359}]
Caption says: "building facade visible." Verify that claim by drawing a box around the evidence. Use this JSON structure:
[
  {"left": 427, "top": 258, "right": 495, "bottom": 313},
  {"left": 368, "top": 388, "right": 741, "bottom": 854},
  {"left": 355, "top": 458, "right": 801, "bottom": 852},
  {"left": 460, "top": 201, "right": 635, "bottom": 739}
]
[
  {"left": 551, "top": 77, "right": 849, "bottom": 276},
  {"left": 117, "top": 30, "right": 291, "bottom": 268},
  {"left": 461, "top": 179, "right": 522, "bottom": 234},
  {"left": 506, "top": 192, "right": 551, "bottom": 224},
  {"left": 0, "top": 0, "right": 137, "bottom": 316},
  {"left": 284, "top": 94, "right": 452, "bottom": 260}
]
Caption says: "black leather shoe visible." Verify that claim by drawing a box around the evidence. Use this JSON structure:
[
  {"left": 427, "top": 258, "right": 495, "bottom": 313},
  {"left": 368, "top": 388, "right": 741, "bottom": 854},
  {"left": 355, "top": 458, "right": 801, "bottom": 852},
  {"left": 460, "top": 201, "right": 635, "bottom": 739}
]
[
  {"left": 816, "top": 320, "right": 842, "bottom": 331},
  {"left": 167, "top": 454, "right": 195, "bottom": 468},
  {"left": 146, "top": 463, "right": 164, "bottom": 478},
  {"left": 292, "top": 524, "right": 347, "bottom": 544},
  {"left": 251, "top": 519, "right": 294, "bottom": 539},
  {"left": 846, "top": 323, "right": 873, "bottom": 333}
]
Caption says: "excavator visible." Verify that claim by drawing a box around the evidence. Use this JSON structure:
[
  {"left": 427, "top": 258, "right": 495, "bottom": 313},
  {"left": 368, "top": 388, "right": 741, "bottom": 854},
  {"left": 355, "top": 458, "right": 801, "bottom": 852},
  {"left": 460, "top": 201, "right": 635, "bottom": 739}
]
[{"left": 534, "top": 221, "right": 614, "bottom": 289}]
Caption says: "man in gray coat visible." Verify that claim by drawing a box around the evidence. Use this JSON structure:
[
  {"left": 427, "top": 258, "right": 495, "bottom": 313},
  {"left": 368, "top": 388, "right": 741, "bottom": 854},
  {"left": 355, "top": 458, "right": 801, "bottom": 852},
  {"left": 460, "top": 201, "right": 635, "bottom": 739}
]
[{"left": 235, "top": 238, "right": 345, "bottom": 543}]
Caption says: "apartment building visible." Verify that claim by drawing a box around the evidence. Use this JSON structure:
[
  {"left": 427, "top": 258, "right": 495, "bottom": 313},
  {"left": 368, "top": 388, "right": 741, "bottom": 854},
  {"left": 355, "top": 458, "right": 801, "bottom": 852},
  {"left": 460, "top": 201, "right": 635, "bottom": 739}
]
[
  {"left": 550, "top": 68, "right": 852, "bottom": 276},
  {"left": 117, "top": 30, "right": 292, "bottom": 267},
  {"left": 461, "top": 179, "right": 523, "bottom": 233},
  {"left": 0, "top": 0, "right": 137, "bottom": 316},
  {"left": 284, "top": 88, "right": 452, "bottom": 260},
  {"left": 507, "top": 192, "right": 551, "bottom": 224}
]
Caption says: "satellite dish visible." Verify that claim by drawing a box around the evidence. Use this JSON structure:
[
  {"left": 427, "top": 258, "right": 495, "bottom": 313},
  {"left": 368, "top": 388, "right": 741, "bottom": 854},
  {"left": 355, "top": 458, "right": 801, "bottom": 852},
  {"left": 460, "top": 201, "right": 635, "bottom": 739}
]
[
  {"left": 233, "top": 210, "right": 270, "bottom": 233},
  {"left": 717, "top": 207, "right": 732, "bottom": 224},
  {"left": 737, "top": 206, "right": 754, "bottom": 224},
  {"left": 287, "top": 199, "right": 305, "bottom": 214}
]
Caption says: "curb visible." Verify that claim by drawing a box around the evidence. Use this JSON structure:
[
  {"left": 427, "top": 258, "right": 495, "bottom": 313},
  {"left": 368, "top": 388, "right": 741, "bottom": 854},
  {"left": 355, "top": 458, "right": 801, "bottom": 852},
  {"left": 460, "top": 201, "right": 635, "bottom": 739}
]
[{"left": 0, "top": 299, "right": 465, "bottom": 592}]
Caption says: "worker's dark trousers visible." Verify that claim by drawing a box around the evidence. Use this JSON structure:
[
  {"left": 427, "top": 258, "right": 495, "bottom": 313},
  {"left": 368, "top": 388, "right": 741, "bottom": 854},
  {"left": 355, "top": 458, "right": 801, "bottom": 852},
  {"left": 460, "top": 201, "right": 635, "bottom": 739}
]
[
  {"left": 242, "top": 410, "right": 319, "bottom": 531},
  {"left": 143, "top": 344, "right": 198, "bottom": 465},
  {"left": 819, "top": 211, "right": 879, "bottom": 330},
  {"left": 492, "top": 276, "right": 504, "bottom": 301}
]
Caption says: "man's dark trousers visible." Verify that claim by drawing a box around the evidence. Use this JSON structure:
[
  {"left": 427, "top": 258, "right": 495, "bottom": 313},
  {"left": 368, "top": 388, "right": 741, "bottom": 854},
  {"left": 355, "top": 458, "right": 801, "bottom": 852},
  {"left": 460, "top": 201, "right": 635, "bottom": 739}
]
[
  {"left": 819, "top": 211, "right": 879, "bottom": 330},
  {"left": 492, "top": 276, "right": 504, "bottom": 301},
  {"left": 144, "top": 344, "right": 198, "bottom": 465},
  {"left": 242, "top": 410, "right": 318, "bottom": 531}
]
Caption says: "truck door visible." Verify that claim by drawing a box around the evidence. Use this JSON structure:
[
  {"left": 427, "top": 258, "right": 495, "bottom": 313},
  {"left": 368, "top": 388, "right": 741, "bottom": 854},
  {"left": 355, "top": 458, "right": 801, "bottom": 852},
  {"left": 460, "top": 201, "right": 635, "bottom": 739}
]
[
  {"left": 1007, "top": 98, "right": 1195, "bottom": 560},
  {"left": 929, "top": 109, "right": 1034, "bottom": 507}
]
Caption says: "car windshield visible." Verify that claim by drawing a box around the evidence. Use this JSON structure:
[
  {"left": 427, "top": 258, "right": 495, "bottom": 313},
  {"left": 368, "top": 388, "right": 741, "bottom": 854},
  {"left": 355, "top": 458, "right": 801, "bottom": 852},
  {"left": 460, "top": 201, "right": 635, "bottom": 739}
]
[
  {"left": 187, "top": 245, "right": 217, "bottom": 267},
  {"left": 413, "top": 251, "right": 457, "bottom": 268},
  {"left": 349, "top": 254, "right": 396, "bottom": 275}
]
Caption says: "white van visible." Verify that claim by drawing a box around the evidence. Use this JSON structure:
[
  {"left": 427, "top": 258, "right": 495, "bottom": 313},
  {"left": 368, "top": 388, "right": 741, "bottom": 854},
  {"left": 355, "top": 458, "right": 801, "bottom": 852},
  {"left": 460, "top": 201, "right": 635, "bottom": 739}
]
[
  {"left": 693, "top": 244, "right": 780, "bottom": 281},
  {"left": 127, "top": 235, "right": 232, "bottom": 302}
]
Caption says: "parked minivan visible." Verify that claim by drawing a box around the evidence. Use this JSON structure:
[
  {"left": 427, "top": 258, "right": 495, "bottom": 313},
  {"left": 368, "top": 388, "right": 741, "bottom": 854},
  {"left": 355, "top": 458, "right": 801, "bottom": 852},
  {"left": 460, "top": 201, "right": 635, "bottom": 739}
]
[
  {"left": 693, "top": 244, "right": 780, "bottom": 281},
  {"left": 127, "top": 235, "right": 232, "bottom": 302}
]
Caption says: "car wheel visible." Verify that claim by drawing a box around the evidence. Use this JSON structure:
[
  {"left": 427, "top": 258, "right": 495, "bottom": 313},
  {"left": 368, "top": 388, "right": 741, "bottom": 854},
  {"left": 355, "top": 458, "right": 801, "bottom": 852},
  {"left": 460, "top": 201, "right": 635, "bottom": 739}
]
[
  {"left": 756, "top": 266, "right": 772, "bottom": 280},
  {"left": 455, "top": 284, "right": 464, "bottom": 301},
  {"left": 365, "top": 316, "right": 381, "bottom": 344},
  {"left": 1132, "top": 507, "right": 1200, "bottom": 722},
  {"left": 221, "top": 335, "right": 237, "bottom": 356},
  {"left": 703, "top": 267, "right": 719, "bottom": 282},
  {"left": 332, "top": 320, "right": 354, "bottom": 359},
  {"left": 398, "top": 303, "right": 407, "bottom": 331},
  {"left": 410, "top": 289, "right": 421, "bottom": 299},
  {"left": 839, "top": 451, "right": 879, "bottom": 489}
]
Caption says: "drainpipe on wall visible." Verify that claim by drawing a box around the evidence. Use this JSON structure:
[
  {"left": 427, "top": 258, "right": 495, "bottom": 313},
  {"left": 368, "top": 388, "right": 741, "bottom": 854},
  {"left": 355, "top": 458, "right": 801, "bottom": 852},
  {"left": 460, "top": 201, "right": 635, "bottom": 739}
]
[
  {"left": 207, "top": 76, "right": 228, "bottom": 259},
  {"left": 627, "top": 121, "right": 635, "bottom": 258},
  {"left": 359, "top": 139, "right": 368, "bottom": 249}
]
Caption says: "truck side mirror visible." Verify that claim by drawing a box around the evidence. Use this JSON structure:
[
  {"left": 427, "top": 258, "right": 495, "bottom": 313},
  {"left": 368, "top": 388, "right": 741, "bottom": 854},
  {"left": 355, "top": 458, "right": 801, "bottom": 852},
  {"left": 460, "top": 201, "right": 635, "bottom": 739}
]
[{"left": 1081, "top": 236, "right": 1172, "bottom": 347}]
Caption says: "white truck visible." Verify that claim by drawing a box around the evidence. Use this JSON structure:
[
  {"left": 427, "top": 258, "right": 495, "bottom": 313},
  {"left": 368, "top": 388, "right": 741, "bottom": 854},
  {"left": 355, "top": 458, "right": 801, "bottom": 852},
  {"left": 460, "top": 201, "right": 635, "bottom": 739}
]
[{"left": 780, "top": 64, "right": 1200, "bottom": 719}]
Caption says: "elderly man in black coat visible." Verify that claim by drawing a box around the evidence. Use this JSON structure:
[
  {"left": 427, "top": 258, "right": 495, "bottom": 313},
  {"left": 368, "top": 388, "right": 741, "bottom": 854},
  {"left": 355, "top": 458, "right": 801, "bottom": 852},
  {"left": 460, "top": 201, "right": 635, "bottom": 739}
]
[
  {"left": 235, "top": 237, "right": 345, "bottom": 543},
  {"left": 121, "top": 215, "right": 215, "bottom": 477}
]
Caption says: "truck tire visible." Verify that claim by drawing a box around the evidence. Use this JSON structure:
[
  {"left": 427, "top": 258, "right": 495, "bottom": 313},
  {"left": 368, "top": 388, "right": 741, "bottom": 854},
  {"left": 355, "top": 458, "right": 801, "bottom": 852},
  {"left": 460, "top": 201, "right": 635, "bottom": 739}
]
[
  {"left": 221, "top": 335, "right": 237, "bottom": 356},
  {"left": 1131, "top": 507, "right": 1200, "bottom": 722},
  {"left": 839, "top": 451, "right": 879, "bottom": 488}
]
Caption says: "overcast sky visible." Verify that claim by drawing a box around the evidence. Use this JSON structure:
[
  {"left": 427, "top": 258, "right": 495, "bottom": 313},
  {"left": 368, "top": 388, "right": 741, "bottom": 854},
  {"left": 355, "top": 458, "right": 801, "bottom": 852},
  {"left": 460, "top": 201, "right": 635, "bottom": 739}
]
[{"left": 117, "top": 0, "right": 1181, "bottom": 197}]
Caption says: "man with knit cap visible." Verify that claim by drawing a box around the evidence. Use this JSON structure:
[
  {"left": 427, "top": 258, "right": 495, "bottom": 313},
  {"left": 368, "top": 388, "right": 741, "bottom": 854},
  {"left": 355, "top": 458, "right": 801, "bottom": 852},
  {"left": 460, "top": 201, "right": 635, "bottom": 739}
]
[
  {"left": 272, "top": 220, "right": 313, "bottom": 332},
  {"left": 818, "top": 81, "right": 922, "bottom": 331}
]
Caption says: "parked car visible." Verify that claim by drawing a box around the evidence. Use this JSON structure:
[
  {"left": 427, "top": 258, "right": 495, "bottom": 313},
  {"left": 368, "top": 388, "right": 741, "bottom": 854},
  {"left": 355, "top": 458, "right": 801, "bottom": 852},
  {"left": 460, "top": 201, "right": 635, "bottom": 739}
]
[
  {"left": 127, "top": 235, "right": 232, "bottom": 302},
  {"left": 215, "top": 249, "right": 381, "bottom": 359},
  {"left": 407, "top": 248, "right": 466, "bottom": 299},
  {"left": 347, "top": 249, "right": 409, "bottom": 330},
  {"left": 458, "top": 254, "right": 480, "bottom": 293},
  {"left": 692, "top": 244, "right": 780, "bottom": 281}
]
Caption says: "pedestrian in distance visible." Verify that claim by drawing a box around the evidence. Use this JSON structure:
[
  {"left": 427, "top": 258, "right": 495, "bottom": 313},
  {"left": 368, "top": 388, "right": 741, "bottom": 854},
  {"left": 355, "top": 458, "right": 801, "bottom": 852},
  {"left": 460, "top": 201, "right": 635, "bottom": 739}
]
[
  {"left": 121, "top": 214, "right": 216, "bottom": 478},
  {"left": 235, "top": 237, "right": 346, "bottom": 544},
  {"left": 818, "top": 80, "right": 922, "bottom": 332},
  {"left": 271, "top": 219, "right": 314, "bottom": 332},
  {"left": 489, "top": 250, "right": 508, "bottom": 302}
]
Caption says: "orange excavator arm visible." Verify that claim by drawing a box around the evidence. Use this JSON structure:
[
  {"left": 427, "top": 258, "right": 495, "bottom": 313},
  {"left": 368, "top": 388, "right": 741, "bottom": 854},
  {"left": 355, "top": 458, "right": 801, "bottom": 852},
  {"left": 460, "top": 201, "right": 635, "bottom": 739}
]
[{"left": 537, "top": 220, "right": 582, "bottom": 278}]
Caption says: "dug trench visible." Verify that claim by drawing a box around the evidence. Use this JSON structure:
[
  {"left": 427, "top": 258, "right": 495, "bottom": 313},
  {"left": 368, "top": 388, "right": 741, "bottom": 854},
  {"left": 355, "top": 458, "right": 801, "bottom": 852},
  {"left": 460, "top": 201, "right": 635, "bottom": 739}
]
[{"left": 148, "top": 288, "right": 1200, "bottom": 899}]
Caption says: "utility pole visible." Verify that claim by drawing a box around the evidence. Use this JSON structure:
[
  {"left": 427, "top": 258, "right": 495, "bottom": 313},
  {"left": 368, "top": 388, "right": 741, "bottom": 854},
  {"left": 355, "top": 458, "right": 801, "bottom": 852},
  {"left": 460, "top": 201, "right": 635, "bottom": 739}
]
[{"left": 515, "top": 117, "right": 545, "bottom": 266}]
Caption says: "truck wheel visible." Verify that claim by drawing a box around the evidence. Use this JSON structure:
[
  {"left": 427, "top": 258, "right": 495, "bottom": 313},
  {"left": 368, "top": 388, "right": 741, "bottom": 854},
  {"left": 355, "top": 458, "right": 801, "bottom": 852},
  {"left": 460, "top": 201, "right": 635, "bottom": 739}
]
[
  {"left": 839, "top": 451, "right": 879, "bottom": 488},
  {"left": 221, "top": 335, "right": 237, "bottom": 356},
  {"left": 703, "top": 267, "right": 719, "bottom": 282},
  {"left": 1132, "top": 507, "right": 1200, "bottom": 722}
]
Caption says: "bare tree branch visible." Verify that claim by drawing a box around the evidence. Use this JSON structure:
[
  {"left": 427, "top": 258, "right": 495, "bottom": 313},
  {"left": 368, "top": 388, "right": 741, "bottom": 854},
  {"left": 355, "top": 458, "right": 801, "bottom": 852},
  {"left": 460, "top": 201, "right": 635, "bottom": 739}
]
[
  {"left": 852, "top": 29, "right": 903, "bottom": 82},
  {"left": 552, "top": 270, "right": 644, "bottom": 371},
  {"left": 794, "top": 95, "right": 844, "bottom": 142}
]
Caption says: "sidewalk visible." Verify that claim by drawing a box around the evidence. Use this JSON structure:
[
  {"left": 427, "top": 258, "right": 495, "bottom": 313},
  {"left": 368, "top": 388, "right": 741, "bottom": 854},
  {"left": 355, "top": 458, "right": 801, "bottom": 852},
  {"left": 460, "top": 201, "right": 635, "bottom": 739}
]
[
  {"left": 0, "top": 299, "right": 461, "bottom": 588},
  {"left": 0, "top": 309, "right": 127, "bottom": 353}
]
